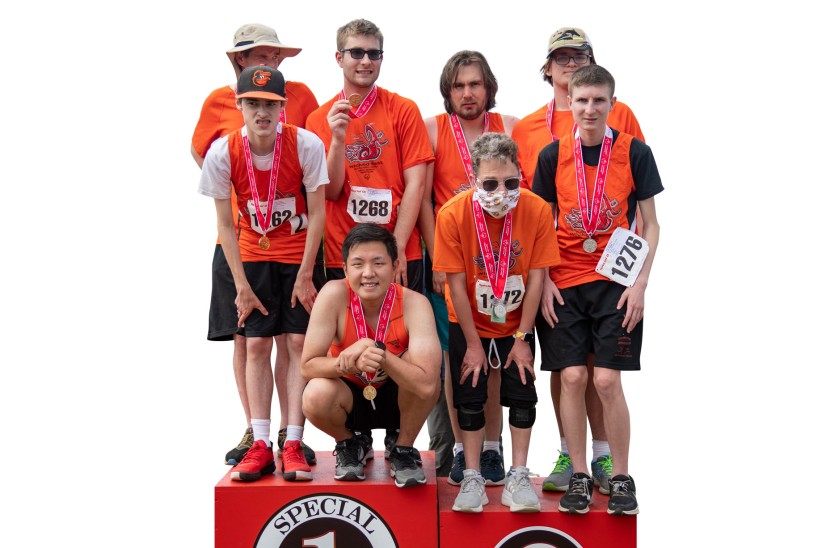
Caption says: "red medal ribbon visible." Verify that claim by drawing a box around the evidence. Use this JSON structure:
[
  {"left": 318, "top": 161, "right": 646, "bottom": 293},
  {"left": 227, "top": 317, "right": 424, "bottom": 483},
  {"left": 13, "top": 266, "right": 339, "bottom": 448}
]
[
  {"left": 545, "top": 99, "right": 578, "bottom": 142},
  {"left": 449, "top": 112, "right": 489, "bottom": 183},
  {"left": 349, "top": 283, "right": 396, "bottom": 382},
  {"left": 572, "top": 126, "right": 613, "bottom": 238},
  {"left": 339, "top": 86, "right": 378, "bottom": 119},
  {"left": 241, "top": 125, "right": 283, "bottom": 236},
  {"left": 471, "top": 196, "right": 512, "bottom": 300}
]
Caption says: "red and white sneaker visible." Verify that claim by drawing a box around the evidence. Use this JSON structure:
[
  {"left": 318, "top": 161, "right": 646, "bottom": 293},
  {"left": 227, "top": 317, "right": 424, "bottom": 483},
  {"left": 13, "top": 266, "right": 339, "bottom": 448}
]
[
  {"left": 281, "top": 440, "right": 313, "bottom": 481},
  {"left": 230, "top": 440, "right": 275, "bottom": 482}
]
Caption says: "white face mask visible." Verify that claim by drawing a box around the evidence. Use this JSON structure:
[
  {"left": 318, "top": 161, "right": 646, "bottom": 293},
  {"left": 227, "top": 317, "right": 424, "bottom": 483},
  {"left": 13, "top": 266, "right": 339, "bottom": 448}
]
[{"left": 474, "top": 187, "right": 520, "bottom": 218}]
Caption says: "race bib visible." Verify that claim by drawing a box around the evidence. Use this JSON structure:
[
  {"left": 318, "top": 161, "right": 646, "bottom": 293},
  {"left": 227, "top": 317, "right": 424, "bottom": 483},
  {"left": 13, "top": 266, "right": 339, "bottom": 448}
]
[
  {"left": 475, "top": 275, "right": 525, "bottom": 316},
  {"left": 245, "top": 197, "right": 297, "bottom": 235},
  {"left": 595, "top": 227, "right": 649, "bottom": 287},
  {"left": 348, "top": 186, "right": 392, "bottom": 224}
]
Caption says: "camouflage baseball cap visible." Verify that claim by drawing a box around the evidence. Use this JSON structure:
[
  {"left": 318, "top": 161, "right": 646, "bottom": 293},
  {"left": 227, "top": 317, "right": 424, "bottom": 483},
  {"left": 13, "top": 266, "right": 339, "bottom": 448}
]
[{"left": 547, "top": 27, "right": 594, "bottom": 57}]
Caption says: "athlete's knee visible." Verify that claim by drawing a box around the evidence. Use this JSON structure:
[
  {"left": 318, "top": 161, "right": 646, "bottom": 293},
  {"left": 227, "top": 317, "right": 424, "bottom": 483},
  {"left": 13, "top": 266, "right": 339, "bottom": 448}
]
[
  {"left": 508, "top": 404, "right": 536, "bottom": 429},
  {"left": 457, "top": 403, "right": 485, "bottom": 431}
]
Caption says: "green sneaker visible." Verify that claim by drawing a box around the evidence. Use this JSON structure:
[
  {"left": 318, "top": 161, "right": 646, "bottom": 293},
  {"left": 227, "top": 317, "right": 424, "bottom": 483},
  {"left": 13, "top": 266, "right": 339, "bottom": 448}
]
[
  {"left": 591, "top": 454, "right": 613, "bottom": 495},
  {"left": 542, "top": 451, "right": 573, "bottom": 492}
]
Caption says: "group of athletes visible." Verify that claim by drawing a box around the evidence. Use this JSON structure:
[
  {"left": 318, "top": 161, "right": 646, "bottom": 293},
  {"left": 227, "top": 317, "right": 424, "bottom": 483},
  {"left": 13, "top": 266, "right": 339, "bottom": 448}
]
[{"left": 194, "top": 19, "right": 662, "bottom": 517}]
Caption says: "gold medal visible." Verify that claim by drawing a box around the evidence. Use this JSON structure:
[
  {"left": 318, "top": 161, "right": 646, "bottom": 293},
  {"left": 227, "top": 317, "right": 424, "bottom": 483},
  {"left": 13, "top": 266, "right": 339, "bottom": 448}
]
[
  {"left": 363, "top": 384, "right": 377, "bottom": 401},
  {"left": 259, "top": 235, "right": 270, "bottom": 250},
  {"left": 348, "top": 93, "right": 363, "bottom": 108},
  {"left": 583, "top": 238, "right": 597, "bottom": 253}
]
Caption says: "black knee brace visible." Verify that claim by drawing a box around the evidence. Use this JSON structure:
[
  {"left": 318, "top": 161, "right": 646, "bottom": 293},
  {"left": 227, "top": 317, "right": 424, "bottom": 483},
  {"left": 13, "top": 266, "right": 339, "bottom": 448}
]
[
  {"left": 457, "top": 403, "right": 485, "bottom": 431},
  {"left": 509, "top": 405, "right": 536, "bottom": 429}
]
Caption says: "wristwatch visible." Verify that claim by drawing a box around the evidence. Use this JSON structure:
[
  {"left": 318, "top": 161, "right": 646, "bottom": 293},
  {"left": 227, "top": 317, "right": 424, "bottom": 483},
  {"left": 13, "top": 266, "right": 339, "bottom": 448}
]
[{"left": 513, "top": 331, "right": 534, "bottom": 343}]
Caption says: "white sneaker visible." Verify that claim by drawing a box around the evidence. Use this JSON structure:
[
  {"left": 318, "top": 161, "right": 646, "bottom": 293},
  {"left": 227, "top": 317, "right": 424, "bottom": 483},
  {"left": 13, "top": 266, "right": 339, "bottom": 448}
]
[
  {"left": 501, "top": 466, "right": 540, "bottom": 512},
  {"left": 452, "top": 469, "right": 489, "bottom": 512}
]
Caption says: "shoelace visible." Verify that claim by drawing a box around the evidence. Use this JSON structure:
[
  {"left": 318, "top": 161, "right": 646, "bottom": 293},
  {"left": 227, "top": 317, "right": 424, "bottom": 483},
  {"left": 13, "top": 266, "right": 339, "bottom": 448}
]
[
  {"left": 238, "top": 432, "right": 254, "bottom": 448},
  {"left": 283, "top": 443, "right": 307, "bottom": 466},
  {"left": 391, "top": 448, "right": 418, "bottom": 471},
  {"left": 595, "top": 455, "right": 613, "bottom": 475},
  {"left": 480, "top": 451, "right": 502, "bottom": 467},
  {"left": 334, "top": 441, "right": 363, "bottom": 467},
  {"left": 241, "top": 443, "right": 269, "bottom": 466},
  {"left": 508, "top": 471, "right": 531, "bottom": 491},
  {"left": 461, "top": 474, "right": 485, "bottom": 494},
  {"left": 568, "top": 477, "right": 591, "bottom": 497},
  {"left": 552, "top": 452, "right": 571, "bottom": 472},
  {"left": 610, "top": 479, "right": 632, "bottom": 496}
]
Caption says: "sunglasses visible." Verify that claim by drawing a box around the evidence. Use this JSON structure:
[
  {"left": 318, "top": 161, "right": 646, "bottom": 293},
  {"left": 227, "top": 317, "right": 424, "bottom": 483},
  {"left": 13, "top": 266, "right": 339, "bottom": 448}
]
[
  {"left": 340, "top": 48, "right": 384, "bottom": 61},
  {"left": 478, "top": 176, "right": 521, "bottom": 192}
]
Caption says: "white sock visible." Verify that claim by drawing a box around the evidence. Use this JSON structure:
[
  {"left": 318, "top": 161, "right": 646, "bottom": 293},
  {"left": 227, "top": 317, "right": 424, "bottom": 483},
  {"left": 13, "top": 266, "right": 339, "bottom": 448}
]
[
  {"left": 286, "top": 425, "right": 304, "bottom": 442},
  {"left": 592, "top": 439, "right": 610, "bottom": 460},
  {"left": 482, "top": 441, "right": 500, "bottom": 454},
  {"left": 454, "top": 443, "right": 464, "bottom": 455},
  {"left": 250, "top": 418, "right": 271, "bottom": 447},
  {"left": 560, "top": 437, "right": 568, "bottom": 454}
]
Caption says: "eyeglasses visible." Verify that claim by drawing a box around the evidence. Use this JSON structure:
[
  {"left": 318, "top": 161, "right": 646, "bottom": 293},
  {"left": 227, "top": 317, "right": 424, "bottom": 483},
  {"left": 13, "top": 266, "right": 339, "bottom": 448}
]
[
  {"left": 477, "top": 176, "right": 521, "bottom": 192},
  {"left": 340, "top": 48, "right": 384, "bottom": 61},
  {"left": 552, "top": 54, "right": 592, "bottom": 66}
]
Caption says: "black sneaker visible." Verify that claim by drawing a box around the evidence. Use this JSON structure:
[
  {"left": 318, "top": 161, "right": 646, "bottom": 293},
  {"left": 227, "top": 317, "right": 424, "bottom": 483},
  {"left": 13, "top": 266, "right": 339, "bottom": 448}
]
[
  {"left": 225, "top": 427, "right": 254, "bottom": 465},
  {"left": 480, "top": 449, "right": 506, "bottom": 486},
  {"left": 448, "top": 450, "right": 466, "bottom": 485},
  {"left": 607, "top": 474, "right": 639, "bottom": 515},
  {"left": 355, "top": 431, "right": 375, "bottom": 460},
  {"left": 388, "top": 445, "right": 426, "bottom": 487},
  {"left": 383, "top": 428, "right": 399, "bottom": 458},
  {"left": 559, "top": 472, "right": 594, "bottom": 514},
  {"left": 333, "top": 437, "right": 366, "bottom": 481},
  {"left": 276, "top": 428, "right": 317, "bottom": 466}
]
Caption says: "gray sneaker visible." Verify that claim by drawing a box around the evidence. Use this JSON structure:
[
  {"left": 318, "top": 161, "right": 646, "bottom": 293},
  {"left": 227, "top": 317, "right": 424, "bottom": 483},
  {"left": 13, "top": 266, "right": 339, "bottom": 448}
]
[
  {"left": 452, "top": 469, "right": 489, "bottom": 513},
  {"left": 591, "top": 454, "right": 613, "bottom": 495},
  {"left": 501, "top": 466, "right": 540, "bottom": 512},
  {"left": 388, "top": 445, "right": 426, "bottom": 487},
  {"left": 333, "top": 437, "right": 366, "bottom": 481},
  {"left": 542, "top": 451, "right": 573, "bottom": 491}
]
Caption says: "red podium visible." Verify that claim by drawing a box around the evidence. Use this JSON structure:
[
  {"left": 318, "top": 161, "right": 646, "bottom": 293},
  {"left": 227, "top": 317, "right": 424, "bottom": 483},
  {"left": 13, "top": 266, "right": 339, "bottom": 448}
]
[
  {"left": 215, "top": 450, "right": 439, "bottom": 547},
  {"left": 438, "top": 477, "right": 636, "bottom": 547}
]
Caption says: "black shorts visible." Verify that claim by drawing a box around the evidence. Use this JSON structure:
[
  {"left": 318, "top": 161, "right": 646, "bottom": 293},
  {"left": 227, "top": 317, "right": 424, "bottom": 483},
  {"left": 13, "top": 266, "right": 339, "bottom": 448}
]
[
  {"left": 448, "top": 322, "right": 538, "bottom": 409},
  {"left": 208, "top": 245, "right": 326, "bottom": 341},
  {"left": 342, "top": 377, "right": 401, "bottom": 432},
  {"left": 326, "top": 258, "right": 424, "bottom": 294},
  {"left": 537, "top": 280, "right": 642, "bottom": 372}
]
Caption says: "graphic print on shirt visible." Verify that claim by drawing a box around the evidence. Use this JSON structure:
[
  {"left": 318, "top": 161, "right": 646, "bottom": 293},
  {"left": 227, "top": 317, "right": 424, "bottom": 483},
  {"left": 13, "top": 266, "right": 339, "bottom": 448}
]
[
  {"left": 345, "top": 123, "right": 388, "bottom": 163},
  {"left": 565, "top": 192, "right": 621, "bottom": 237}
]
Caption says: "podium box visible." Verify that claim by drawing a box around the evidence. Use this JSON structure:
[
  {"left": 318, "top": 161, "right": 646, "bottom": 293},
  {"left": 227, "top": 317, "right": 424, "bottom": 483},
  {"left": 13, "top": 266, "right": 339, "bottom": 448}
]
[
  {"left": 437, "top": 477, "right": 636, "bottom": 548},
  {"left": 215, "top": 450, "right": 439, "bottom": 547}
]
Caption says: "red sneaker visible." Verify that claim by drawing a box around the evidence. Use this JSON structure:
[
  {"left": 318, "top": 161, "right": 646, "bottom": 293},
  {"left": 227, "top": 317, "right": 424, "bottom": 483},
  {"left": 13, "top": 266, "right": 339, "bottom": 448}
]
[
  {"left": 281, "top": 439, "right": 313, "bottom": 481},
  {"left": 230, "top": 440, "right": 275, "bottom": 482}
]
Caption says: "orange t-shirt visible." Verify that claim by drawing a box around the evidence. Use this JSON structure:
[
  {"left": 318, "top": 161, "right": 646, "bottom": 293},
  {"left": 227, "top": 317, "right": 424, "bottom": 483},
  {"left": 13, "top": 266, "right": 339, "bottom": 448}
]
[
  {"left": 549, "top": 133, "right": 639, "bottom": 289},
  {"left": 330, "top": 281, "right": 409, "bottom": 389},
  {"left": 225, "top": 124, "right": 310, "bottom": 263},
  {"left": 306, "top": 87, "right": 434, "bottom": 268},
  {"left": 512, "top": 101, "right": 643, "bottom": 188},
  {"left": 431, "top": 112, "right": 506, "bottom": 215},
  {"left": 433, "top": 189, "right": 560, "bottom": 338},
  {"left": 192, "top": 81, "right": 319, "bottom": 244}
]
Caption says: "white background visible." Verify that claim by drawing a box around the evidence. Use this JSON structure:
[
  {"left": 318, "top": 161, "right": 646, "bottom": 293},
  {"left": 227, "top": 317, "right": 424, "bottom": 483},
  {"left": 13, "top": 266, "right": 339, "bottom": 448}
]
[{"left": 1, "top": 1, "right": 819, "bottom": 546}]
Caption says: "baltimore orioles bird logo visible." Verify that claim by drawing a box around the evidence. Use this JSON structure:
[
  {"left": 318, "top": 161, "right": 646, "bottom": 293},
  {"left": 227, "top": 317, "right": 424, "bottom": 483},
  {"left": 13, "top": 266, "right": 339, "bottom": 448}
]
[
  {"left": 556, "top": 29, "right": 583, "bottom": 42},
  {"left": 252, "top": 69, "right": 272, "bottom": 87}
]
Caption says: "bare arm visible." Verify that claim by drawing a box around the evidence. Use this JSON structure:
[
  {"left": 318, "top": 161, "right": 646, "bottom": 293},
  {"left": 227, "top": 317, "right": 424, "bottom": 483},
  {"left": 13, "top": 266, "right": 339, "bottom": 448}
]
[
  {"left": 324, "top": 100, "right": 352, "bottom": 201},
  {"left": 504, "top": 268, "right": 542, "bottom": 384},
  {"left": 301, "top": 281, "right": 347, "bottom": 379},
  {"left": 291, "top": 186, "right": 326, "bottom": 313},
  {"left": 215, "top": 199, "right": 267, "bottom": 325},
  {"left": 393, "top": 162, "right": 427, "bottom": 286},
  {"left": 381, "top": 289, "right": 440, "bottom": 400},
  {"left": 617, "top": 196, "right": 660, "bottom": 332},
  {"left": 501, "top": 114, "right": 520, "bottom": 137},
  {"left": 446, "top": 271, "right": 488, "bottom": 387}
]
